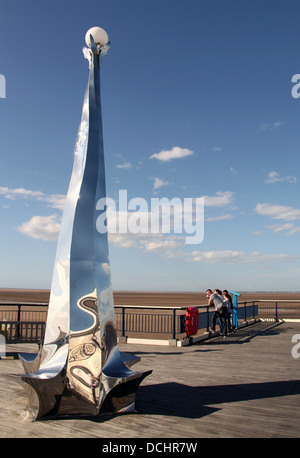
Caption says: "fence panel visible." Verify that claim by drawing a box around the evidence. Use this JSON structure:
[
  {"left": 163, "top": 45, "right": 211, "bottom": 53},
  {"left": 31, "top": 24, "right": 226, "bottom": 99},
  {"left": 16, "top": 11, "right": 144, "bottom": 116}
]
[
  {"left": 0, "top": 300, "right": 299, "bottom": 344},
  {"left": 258, "top": 300, "right": 300, "bottom": 320},
  {"left": 0, "top": 320, "right": 46, "bottom": 344}
]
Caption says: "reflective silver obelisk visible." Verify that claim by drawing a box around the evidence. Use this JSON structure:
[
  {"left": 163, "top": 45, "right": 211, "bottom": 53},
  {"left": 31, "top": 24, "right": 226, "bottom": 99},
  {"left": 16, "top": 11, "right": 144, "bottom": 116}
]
[{"left": 14, "top": 27, "right": 151, "bottom": 420}]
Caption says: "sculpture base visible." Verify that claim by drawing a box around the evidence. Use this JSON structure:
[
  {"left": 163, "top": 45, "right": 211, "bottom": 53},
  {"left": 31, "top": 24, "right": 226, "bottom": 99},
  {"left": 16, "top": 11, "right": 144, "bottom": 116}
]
[{"left": 13, "top": 351, "right": 151, "bottom": 421}]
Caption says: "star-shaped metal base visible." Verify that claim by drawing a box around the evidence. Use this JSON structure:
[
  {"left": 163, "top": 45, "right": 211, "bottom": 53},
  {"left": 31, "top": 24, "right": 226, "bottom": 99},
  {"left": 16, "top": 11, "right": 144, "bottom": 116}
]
[{"left": 12, "top": 349, "right": 151, "bottom": 420}]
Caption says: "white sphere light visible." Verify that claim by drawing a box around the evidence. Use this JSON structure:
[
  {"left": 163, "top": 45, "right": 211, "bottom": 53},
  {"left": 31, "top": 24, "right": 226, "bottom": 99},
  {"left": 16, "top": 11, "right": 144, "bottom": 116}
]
[{"left": 85, "top": 27, "right": 109, "bottom": 48}]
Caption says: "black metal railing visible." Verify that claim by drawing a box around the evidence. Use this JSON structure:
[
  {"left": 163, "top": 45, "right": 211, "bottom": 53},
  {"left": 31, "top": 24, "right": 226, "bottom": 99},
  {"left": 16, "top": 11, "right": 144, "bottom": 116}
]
[
  {"left": 0, "top": 321, "right": 46, "bottom": 344},
  {"left": 256, "top": 300, "right": 300, "bottom": 321},
  {"left": 115, "top": 306, "right": 184, "bottom": 339},
  {"left": 0, "top": 302, "right": 48, "bottom": 344},
  {"left": 114, "top": 302, "right": 259, "bottom": 340},
  {"left": 0, "top": 299, "right": 299, "bottom": 344},
  {"left": 0, "top": 302, "right": 48, "bottom": 322}
]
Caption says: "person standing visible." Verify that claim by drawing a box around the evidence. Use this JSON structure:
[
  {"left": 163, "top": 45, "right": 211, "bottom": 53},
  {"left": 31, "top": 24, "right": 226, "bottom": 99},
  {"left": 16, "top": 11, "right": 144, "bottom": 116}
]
[
  {"left": 222, "top": 290, "right": 233, "bottom": 334},
  {"left": 206, "top": 289, "right": 226, "bottom": 336}
]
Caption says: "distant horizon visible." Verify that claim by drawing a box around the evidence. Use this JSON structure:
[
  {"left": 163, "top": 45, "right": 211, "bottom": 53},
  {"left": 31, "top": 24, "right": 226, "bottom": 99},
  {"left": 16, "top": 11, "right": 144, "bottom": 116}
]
[{"left": 0, "top": 287, "right": 300, "bottom": 294}]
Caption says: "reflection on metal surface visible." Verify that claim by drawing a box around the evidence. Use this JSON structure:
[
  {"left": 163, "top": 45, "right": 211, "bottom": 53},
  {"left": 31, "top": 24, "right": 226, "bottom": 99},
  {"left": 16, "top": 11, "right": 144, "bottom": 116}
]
[{"left": 9, "top": 30, "right": 151, "bottom": 420}]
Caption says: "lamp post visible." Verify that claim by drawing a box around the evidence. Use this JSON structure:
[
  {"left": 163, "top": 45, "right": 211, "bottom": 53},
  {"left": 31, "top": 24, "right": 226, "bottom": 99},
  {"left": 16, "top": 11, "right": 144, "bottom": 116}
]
[{"left": 11, "top": 27, "right": 151, "bottom": 420}]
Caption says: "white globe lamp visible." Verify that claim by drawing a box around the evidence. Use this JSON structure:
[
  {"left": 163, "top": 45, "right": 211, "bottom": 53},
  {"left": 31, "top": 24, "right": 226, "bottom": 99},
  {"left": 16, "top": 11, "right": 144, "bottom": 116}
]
[{"left": 85, "top": 26, "right": 109, "bottom": 48}]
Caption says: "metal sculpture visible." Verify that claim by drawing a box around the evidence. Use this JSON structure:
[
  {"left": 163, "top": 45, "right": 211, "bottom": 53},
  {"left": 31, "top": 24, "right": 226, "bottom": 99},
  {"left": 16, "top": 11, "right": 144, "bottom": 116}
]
[{"left": 11, "top": 27, "right": 151, "bottom": 420}]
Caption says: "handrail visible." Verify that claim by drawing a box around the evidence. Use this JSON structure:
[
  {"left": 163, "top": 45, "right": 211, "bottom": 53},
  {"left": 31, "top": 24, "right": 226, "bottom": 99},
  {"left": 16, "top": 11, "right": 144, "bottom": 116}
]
[
  {"left": 256, "top": 300, "right": 300, "bottom": 302},
  {"left": 114, "top": 304, "right": 210, "bottom": 310},
  {"left": 1, "top": 299, "right": 299, "bottom": 307},
  {"left": 0, "top": 299, "right": 299, "bottom": 343},
  {"left": 0, "top": 301, "right": 48, "bottom": 306}
]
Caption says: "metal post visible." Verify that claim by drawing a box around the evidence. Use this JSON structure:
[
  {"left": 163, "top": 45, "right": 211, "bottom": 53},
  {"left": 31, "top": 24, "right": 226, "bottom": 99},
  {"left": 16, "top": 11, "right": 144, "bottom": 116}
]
[
  {"left": 172, "top": 309, "right": 176, "bottom": 340},
  {"left": 206, "top": 306, "right": 210, "bottom": 332},
  {"left": 16, "top": 304, "right": 21, "bottom": 338},
  {"left": 122, "top": 307, "right": 126, "bottom": 337}
]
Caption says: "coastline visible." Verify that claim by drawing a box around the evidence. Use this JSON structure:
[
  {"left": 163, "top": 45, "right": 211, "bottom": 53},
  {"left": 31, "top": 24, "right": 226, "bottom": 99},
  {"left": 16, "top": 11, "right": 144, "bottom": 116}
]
[{"left": 0, "top": 288, "right": 300, "bottom": 306}]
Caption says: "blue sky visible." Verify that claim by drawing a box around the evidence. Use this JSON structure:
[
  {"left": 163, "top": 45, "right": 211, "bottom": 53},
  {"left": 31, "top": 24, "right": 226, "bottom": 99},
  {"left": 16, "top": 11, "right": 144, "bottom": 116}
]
[{"left": 1, "top": 0, "right": 300, "bottom": 292}]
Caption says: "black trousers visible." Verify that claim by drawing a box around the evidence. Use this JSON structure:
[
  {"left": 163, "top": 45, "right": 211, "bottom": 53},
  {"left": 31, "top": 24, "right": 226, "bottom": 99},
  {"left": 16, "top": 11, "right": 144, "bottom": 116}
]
[{"left": 212, "top": 309, "right": 227, "bottom": 334}]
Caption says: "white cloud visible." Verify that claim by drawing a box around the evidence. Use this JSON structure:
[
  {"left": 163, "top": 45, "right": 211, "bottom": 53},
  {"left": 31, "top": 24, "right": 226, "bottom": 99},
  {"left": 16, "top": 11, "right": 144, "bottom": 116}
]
[
  {"left": 0, "top": 187, "right": 44, "bottom": 200},
  {"left": 0, "top": 186, "right": 66, "bottom": 241},
  {"left": 202, "top": 191, "right": 234, "bottom": 207},
  {"left": 212, "top": 147, "right": 222, "bottom": 152},
  {"left": 259, "top": 121, "right": 283, "bottom": 131},
  {"left": 102, "top": 262, "right": 111, "bottom": 275},
  {"left": 116, "top": 162, "right": 132, "bottom": 170},
  {"left": 286, "top": 176, "right": 297, "bottom": 183},
  {"left": 108, "top": 232, "right": 184, "bottom": 258},
  {"left": 266, "top": 223, "right": 294, "bottom": 233},
  {"left": 287, "top": 226, "right": 300, "bottom": 234},
  {"left": 199, "top": 191, "right": 235, "bottom": 223},
  {"left": 17, "top": 214, "right": 61, "bottom": 241},
  {"left": 266, "top": 223, "right": 300, "bottom": 235},
  {"left": 109, "top": 224, "right": 299, "bottom": 264},
  {"left": 44, "top": 194, "right": 66, "bottom": 210},
  {"left": 0, "top": 186, "right": 66, "bottom": 210},
  {"left": 151, "top": 177, "right": 170, "bottom": 192},
  {"left": 255, "top": 203, "right": 300, "bottom": 221},
  {"left": 188, "top": 250, "right": 298, "bottom": 264},
  {"left": 265, "top": 171, "right": 297, "bottom": 184},
  {"left": 150, "top": 146, "right": 194, "bottom": 162},
  {"left": 265, "top": 171, "right": 282, "bottom": 183},
  {"left": 206, "top": 214, "right": 234, "bottom": 222},
  {"left": 143, "top": 237, "right": 183, "bottom": 255}
]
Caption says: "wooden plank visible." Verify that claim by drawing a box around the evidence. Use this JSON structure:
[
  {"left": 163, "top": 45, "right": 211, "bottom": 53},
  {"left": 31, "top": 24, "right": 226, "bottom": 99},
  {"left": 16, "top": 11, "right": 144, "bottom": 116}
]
[{"left": 0, "top": 322, "right": 299, "bottom": 437}]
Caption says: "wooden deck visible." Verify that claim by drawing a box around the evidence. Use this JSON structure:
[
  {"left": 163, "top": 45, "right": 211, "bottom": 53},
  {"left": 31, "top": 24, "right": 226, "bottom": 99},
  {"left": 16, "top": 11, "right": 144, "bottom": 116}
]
[{"left": 0, "top": 320, "right": 299, "bottom": 438}]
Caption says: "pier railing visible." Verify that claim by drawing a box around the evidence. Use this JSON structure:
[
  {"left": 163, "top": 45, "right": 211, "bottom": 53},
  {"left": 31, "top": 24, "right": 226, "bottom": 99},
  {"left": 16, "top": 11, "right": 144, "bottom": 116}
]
[
  {"left": 114, "top": 302, "right": 259, "bottom": 342},
  {"left": 0, "top": 302, "right": 47, "bottom": 344},
  {"left": 255, "top": 300, "right": 300, "bottom": 321},
  {"left": 0, "top": 300, "right": 299, "bottom": 345}
]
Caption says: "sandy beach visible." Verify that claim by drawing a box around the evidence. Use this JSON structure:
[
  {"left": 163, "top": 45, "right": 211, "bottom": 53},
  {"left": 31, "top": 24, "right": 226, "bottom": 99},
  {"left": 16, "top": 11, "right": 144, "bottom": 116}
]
[{"left": 0, "top": 288, "right": 299, "bottom": 306}]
